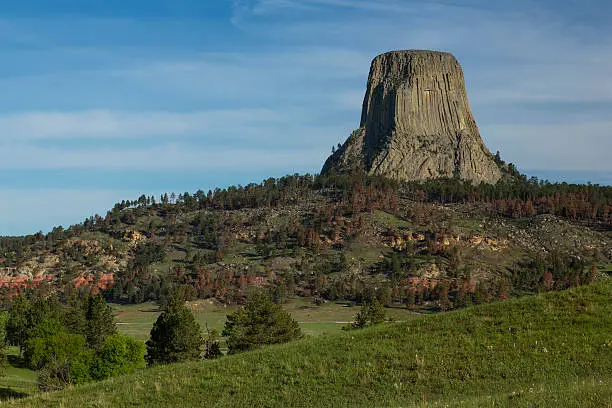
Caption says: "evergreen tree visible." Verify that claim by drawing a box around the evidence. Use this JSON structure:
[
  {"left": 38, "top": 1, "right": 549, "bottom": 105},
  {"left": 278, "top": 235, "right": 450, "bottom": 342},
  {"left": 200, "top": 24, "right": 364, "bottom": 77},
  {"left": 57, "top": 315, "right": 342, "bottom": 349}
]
[
  {"left": 203, "top": 328, "right": 222, "bottom": 360},
  {"left": 63, "top": 296, "right": 87, "bottom": 336},
  {"left": 28, "top": 296, "right": 63, "bottom": 330},
  {"left": 223, "top": 291, "right": 301, "bottom": 354},
  {"left": 6, "top": 295, "right": 31, "bottom": 354},
  {"left": 350, "top": 298, "right": 386, "bottom": 329},
  {"left": 146, "top": 296, "right": 203, "bottom": 365},
  {"left": 0, "top": 311, "right": 8, "bottom": 361},
  {"left": 85, "top": 295, "right": 117, "bottom": 350}
]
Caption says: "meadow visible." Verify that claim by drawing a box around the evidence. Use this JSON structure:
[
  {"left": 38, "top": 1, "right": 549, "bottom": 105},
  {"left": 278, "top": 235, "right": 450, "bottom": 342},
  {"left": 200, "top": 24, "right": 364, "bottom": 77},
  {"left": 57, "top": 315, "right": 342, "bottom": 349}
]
[
  {"left": 4, "top": 280, "right": 610, "bottom": 407},
  {"left": 112, "top": 297, "right": 418, "bottom": 340},
  {"left": 0, "top": 297, "right": 416, "bottom": 399}
]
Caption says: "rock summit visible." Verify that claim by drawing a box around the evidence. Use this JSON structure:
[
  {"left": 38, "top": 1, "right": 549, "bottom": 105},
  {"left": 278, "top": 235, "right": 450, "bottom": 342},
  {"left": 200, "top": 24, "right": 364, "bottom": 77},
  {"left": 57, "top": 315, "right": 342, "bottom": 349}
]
[{"left": 322, "top": 50, "right": 501, "bottom": 184}]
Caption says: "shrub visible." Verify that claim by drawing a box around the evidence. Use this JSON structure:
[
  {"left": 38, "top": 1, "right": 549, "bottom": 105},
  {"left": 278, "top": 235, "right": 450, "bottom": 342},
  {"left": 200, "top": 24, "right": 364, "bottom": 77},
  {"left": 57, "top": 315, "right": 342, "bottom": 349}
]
[
  {"left": 24, "top": 319, "right": 64, "bottom": 369},
  {"left": 31, "top": 332, "right": 94, "bottom": 391},
  {"left": 92, "top": 334, "right": 145, "bottom": 380}
]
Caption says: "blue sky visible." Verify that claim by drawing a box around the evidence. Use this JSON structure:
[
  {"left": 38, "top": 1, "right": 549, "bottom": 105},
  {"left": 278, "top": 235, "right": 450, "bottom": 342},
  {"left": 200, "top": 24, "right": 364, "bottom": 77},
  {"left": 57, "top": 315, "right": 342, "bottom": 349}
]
[{"left": 1, "top": 0, "right": 611, "bottom": 235}]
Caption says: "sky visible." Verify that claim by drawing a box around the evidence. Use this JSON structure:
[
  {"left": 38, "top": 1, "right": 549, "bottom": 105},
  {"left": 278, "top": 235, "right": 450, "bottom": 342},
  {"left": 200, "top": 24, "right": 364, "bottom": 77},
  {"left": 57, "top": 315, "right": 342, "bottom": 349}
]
[{"left": 0, "top": 0, "right": 611, "bottom": 235}]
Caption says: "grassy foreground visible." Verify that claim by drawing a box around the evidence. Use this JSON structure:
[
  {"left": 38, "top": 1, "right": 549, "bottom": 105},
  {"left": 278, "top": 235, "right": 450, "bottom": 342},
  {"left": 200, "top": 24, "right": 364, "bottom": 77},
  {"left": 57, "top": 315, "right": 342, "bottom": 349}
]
[{"left": 5, "top": 282, "right": 611, "bottom": 407}]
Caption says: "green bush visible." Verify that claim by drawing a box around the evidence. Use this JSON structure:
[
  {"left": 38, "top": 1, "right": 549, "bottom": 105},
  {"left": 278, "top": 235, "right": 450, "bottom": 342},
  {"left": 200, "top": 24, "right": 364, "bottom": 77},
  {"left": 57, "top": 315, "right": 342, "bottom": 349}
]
[
  {"left": 92, "top": 334, "right": 145, "bottom": 380},
  {"left": 31, "top": 332, "right": 94, "bottom": 391},
  {"left": 7, "top": 295, "right": 139, "bottom": 391},
  {"left": 24, "top": 318, "right": 64, "bottom": 369}
]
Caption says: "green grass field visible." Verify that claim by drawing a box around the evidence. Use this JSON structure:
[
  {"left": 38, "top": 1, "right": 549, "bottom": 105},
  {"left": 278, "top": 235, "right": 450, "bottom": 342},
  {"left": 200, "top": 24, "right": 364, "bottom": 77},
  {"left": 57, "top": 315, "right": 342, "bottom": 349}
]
[
  {"left": 599, "top": 263, "right": 612, "bottom": 274},
  {"left": 0, "top": 298, "right": 416, "bottom": 401},
  {"left": 5, "top": 281, "right": 610, "bottom": 407},
  {"left": 371, "top": 210, "right": 412, "bottom": 230},
  {"left": 0, "top": 348, "right": 37, "bottom": 401},
  {"left": 113, "top": 297, "right": 418, "bottom": 340}
]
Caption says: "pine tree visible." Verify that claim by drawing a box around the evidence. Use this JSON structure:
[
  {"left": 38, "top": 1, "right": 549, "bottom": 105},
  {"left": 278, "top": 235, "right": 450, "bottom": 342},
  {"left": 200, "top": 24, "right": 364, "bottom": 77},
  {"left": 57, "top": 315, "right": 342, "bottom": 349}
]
[
  {"left": 223, "top": 292, "right": 301, "bottom": 353},
  {"left": 350, "top": 299, "right": 386, "bottom": 329},
  {"left": 368, "top": 298, "right": 386, "bottom": 325},
  {"left": 6, "top": 295, "right": 31, "bottom": 354},
  {"left": 146, "top": 296, "right": 203, "bottom": 365},
  {"left": 85, "top": 296, "right": 117, "bottom": 350},
  {"left": 203, "top": 328, "right": 222, "bottom": 360}
]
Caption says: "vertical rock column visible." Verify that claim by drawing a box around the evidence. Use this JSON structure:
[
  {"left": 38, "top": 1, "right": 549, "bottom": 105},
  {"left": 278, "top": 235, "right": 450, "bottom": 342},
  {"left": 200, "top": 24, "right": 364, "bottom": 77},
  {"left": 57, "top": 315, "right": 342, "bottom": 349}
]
[{"left": 323, "top": 50, "right": 501, "bottom": 184}]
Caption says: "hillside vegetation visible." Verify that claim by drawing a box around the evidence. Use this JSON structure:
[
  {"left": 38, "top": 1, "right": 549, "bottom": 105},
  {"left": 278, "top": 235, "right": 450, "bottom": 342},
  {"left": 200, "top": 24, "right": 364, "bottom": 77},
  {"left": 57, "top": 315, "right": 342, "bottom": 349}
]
[
  {"left": 0, "top": 172, "right": 610, "bottom": 315},
  {"left": 6, "top": 280, "right": 611, "bottom": 408}
]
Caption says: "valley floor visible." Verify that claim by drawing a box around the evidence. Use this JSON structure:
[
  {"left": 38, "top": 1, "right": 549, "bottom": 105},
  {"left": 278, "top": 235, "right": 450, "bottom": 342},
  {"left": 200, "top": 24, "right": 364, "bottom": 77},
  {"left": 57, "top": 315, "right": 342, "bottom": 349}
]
[{"left": 112, "top": 297, "right": 418, "bottom": 341}]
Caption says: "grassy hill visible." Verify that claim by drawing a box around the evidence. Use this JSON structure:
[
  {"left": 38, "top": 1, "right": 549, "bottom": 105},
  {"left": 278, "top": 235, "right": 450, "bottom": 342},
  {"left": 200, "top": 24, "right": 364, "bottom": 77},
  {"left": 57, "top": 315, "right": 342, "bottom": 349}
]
[{"left": 5, "top": 280, "right": 611, "bottom": 408}]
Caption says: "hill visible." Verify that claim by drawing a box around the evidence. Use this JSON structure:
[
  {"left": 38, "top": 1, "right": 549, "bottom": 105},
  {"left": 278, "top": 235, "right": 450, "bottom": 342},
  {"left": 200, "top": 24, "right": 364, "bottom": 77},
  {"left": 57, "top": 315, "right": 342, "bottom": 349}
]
[
  {"left": 5, "top": 280, "right": 611, "bottom": 407},
  {"left": 0, "top": 172, "right": 610, "bottom": 312}
]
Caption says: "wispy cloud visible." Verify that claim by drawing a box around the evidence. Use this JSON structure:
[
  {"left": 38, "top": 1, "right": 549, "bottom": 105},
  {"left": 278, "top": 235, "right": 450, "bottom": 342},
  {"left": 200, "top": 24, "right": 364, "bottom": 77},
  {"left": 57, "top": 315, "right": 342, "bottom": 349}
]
[
  {"left": 0, "top": 143, "right": 327, "bottom": 171},
  {"left": 114, "top": 49, "right": 370, "bottom": 98},
  {"left": 231, "top": 0, "right": 421, "bottom": 22},
  {"left": 0, "top": 109, "right": 281, "bottom": 140}
]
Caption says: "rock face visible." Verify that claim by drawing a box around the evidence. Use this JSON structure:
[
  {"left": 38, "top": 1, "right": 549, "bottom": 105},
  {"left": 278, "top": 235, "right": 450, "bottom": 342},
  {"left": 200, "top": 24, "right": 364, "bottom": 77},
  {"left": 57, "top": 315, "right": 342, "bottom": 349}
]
[{"left": 322, "top": 50, "right": 501, "bottom": 184}]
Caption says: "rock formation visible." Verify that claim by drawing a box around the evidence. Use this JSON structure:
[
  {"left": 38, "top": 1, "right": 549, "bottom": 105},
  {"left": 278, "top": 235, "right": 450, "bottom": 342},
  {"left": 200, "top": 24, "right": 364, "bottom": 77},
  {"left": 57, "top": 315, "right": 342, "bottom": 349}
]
[{"left": 322, "top": 50, "right": 501, "bottom": 184}]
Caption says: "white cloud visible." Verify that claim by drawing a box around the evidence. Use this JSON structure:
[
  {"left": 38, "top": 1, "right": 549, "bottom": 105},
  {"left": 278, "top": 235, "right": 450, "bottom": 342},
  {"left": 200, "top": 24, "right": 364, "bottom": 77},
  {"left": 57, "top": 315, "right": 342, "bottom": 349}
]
[
  {"left": 231, "top": 0, "right": 420, "bottom": 22},
  {"left": 0, "top": 109, "right": 281, "bottom": 140},
  {"left": 0, "top": 143, "right": 328, "bottom": 171},
  {"left": 114, "top": 49, "right": 370, "bottom": 101}
]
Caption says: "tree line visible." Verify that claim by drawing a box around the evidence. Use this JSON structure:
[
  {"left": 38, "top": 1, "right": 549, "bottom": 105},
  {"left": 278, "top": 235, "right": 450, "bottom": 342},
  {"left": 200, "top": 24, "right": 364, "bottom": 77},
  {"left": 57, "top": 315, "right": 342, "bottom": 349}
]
[
  {"left": 0, "top": 289, "right": 303, "bottom": 392},
  {"left": 3, "top": 294, "right": 143, "bottom": 391},
  {"left": 3, "top": 163, "right": 609, "bottom": 267}
]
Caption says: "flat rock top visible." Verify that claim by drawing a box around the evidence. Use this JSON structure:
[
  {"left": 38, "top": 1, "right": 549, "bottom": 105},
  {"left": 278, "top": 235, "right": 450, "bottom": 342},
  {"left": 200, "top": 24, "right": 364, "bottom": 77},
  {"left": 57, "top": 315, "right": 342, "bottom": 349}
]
[
  {"left": 371, "top": 50, "right": 458, "bottom": 65},
  {"left": 376, "top": 49, "right": 454, "bottom": 57},
  {"left": 367, "top": 50, "right": 462, "bottom": 80}
]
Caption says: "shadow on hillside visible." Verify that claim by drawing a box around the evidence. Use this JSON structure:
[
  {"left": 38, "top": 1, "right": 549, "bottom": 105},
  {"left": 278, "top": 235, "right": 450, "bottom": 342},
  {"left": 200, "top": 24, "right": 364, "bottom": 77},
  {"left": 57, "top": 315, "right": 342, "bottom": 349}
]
[
  {"left": 0, "top": 387, "right": 28, "bottom": 401},
  {"left": 7, "top": 354, "right": 27, "bottom": 369}
]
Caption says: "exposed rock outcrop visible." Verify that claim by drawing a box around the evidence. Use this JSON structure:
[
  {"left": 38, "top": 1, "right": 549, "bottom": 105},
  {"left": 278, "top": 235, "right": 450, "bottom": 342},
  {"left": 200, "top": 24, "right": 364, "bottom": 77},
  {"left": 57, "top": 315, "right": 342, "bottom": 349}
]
[{"left": 323, "top": 50, "right": 501, "bottom": 184}]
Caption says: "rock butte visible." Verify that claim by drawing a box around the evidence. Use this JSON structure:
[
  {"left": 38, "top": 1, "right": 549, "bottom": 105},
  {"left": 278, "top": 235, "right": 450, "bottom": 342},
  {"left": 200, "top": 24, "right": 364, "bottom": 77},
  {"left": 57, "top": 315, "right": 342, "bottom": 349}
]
[{"left": 322, "top": 50, "right": 501, "bottom": 184}]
